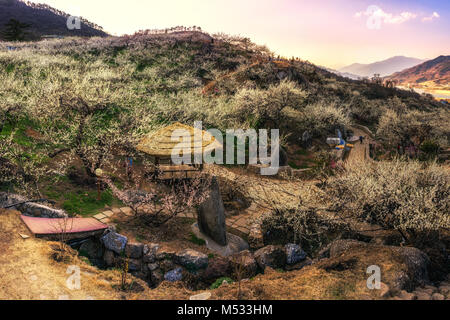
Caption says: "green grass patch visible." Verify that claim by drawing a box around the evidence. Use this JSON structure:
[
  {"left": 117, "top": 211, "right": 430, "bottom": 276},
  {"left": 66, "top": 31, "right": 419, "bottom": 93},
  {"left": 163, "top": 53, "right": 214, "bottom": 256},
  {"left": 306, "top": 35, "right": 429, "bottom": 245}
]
[
  {"left": 210, "top": 277, "right": 234, "bottom": 290},
  {"left": 62, "top": 188, "right": 115, "bottom": 216},
  {"left": 188, "top": 232, "right": 206, "bottom": 246}
]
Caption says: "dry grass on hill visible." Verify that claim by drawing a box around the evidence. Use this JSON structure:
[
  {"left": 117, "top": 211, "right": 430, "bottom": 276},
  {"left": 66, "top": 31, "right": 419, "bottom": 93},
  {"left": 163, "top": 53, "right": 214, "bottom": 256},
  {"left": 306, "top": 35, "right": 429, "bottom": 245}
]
[{"left": 0, "top": 209, "right": 193, "bottom": 300}]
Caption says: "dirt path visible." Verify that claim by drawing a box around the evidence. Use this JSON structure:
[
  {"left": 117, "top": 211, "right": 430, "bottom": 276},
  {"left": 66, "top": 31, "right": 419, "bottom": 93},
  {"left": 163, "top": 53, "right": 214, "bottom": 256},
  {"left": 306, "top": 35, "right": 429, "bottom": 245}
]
[
  {"left": 202, "top": 61, "right": 262, "bottom": 94},
  {"left": 346, "top": 127, "right": 371, "bottom": 163}
]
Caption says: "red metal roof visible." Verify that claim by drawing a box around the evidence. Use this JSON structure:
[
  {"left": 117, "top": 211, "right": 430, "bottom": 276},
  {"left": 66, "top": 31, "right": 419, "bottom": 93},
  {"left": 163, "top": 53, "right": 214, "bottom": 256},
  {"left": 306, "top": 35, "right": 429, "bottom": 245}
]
[{"left": 20, "top": 215, "right": 107, "bottom": 236}]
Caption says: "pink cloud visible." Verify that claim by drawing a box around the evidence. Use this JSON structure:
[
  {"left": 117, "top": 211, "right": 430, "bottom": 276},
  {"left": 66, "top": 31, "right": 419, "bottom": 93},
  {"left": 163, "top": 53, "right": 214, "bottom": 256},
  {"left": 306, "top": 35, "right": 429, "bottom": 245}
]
[
  {"left": 355, "top": 7, "right": 417, "bottom": 25},
  {"left": 422, "top": 12, "right": 440, "bottom": 22}
]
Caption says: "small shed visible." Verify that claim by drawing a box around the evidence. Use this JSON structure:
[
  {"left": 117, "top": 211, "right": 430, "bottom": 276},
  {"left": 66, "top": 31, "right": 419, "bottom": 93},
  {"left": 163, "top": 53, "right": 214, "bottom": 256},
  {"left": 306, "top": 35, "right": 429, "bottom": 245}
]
[{"left": 137, "top": 122, "right": 222, "bottom": 179}]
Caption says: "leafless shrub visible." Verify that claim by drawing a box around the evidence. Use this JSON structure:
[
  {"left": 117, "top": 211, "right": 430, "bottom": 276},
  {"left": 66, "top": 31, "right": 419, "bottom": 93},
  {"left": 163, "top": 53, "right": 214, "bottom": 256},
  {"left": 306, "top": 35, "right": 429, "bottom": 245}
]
[
  {"left": 50, "top": 216, "right": 74, "bottom": 261},
  {"left": 326, "top": 160, "right": 450, "bottom": 242},
  {"left": 98, "top": 169, "right": 211, "bottom": 227}
]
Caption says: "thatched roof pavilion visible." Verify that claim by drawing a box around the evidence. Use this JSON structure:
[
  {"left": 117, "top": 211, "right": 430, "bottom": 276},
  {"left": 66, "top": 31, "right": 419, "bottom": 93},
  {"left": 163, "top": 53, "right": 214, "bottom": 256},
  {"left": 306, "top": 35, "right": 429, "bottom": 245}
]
[
  {"left": 136, "top": 122, "right": 222, "bottom": 178},
  {"left": 137, "top": 122, "right": 222, "bottom": 158}
]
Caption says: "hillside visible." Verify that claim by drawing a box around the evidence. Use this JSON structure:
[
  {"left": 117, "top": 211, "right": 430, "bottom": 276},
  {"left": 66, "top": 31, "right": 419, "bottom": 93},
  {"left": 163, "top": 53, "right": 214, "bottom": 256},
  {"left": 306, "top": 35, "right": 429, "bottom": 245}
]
[
  {"left": 0, "top": 0, "right": 107, "bottom": 40},
  {"left": 339, "top": 56, "right": 424, "bottom": 78},
  {"left": 387, "top": 55, "right": 450, "bottom": 86},
  {"left": 0, "top": 31, "right": 449, "bottom": 301}
]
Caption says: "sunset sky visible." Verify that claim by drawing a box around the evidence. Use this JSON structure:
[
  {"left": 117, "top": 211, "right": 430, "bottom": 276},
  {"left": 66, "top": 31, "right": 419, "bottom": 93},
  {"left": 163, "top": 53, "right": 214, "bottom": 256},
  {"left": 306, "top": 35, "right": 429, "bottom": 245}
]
[{"left": 28, "top": 0, "right": 449, "bottom": 68}]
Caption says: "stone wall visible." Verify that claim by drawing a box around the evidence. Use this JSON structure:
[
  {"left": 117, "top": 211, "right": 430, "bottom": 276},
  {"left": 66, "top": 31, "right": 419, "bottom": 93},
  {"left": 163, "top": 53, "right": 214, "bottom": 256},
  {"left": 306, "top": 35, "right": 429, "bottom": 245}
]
[
  {"left": 79, "top": 229, "right": 310, "bottom": 289},
  {"left": 0, "top": 192, "right": 67, "bottom": 218}
]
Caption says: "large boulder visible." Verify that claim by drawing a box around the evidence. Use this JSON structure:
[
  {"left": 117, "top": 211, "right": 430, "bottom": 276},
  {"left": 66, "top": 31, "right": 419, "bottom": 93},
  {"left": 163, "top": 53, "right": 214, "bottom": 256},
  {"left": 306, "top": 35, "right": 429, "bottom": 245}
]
[
  {"left": 230, "top": 250, "right": 258, "bottom": 278},
  {"left": 196, "top": 177, "right": 227, "bottom": 246},
  {"left": 164, "top": 267, "right": 183, "bottom": 282},
  {"left": 285, "top": 243, "right": 306, "bottom": 265},
  {"left": 101, "top": 232, "right": 127, "bottom": 254},
  {"left": 316, "top": 240, "right": 431, "bottom": 293},
  {"left": 202, "top": 257, "right": 231, "bottom": 281},
  {"left": 125, "top": 242, "right": 144, "bottom": 259},
  {"left": 175, "top": 249, "right": 208, "bottom": 270},
  {"left": 254, "top": 245, "right": 286, "bottom": 270},
  {"left": 390, "top": 246, "right": 430, "bottom": 291}
]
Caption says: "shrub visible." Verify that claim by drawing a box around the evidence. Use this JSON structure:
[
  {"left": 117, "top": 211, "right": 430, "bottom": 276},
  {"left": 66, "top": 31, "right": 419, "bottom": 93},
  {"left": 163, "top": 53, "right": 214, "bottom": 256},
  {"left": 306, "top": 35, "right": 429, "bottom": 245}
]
[
  {"left": 325, "top": 160, "right": 450, "bottom": 242},
  {"left": 261, "top": 206, "right": 346, "bottom": 255},
  {"left": 234, "top": 80, "right": 306, "bottom": 129},
  {"left": 299, "top": 102, "right": 350, "bottom": 138}
]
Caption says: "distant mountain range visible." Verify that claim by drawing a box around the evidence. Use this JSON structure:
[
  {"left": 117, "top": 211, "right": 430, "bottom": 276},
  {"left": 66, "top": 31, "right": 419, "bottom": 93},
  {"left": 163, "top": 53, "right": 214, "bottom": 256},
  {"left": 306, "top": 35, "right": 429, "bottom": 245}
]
[
  {"left": 0, "top": 0, "right": 107, "bottom": 41},
  {"left": 386, "top": 55, "right": 450, "bottom": 86},
  {"left": 320, "top": 66, "right": 361, "bottom": 80},
  {"left": 339, "top": 56, "right": 425, "bottom": 78}
]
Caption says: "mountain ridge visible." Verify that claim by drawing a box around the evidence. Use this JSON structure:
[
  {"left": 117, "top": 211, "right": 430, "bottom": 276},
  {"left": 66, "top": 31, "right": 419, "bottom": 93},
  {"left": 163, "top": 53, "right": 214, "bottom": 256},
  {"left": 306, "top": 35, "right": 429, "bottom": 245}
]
[
  {"left": 386, "top": 55, "right": 450, "bottom": 87},
  {"left": 339, "top": 56, "right": 425, "bottom": 78},
  {"left": 0, "top": 0, "right": 108, "bottom": 40}
]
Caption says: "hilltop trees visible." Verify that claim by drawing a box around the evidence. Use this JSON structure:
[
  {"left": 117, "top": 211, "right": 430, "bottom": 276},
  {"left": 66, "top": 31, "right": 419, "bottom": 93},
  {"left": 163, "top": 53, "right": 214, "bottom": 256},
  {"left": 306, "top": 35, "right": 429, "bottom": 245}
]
[
  {"left": 234, "top": 80, "right": 307, "bottom": 129},
  {"left": 2, "top": 18, "right": 31, "bottom": 41},
  {"left": 28, "top": 71, "right": 143, "bottom": 185}
]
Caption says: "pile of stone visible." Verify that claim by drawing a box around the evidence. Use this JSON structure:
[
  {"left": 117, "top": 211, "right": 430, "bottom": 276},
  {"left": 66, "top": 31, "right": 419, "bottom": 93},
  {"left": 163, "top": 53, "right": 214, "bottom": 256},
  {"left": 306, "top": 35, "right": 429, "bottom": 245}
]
[
  {"left": 79, "top": 229, "right": 311, "bottom": 288},
  {"left": 0, "top": 192, "right": 67, "bottom": 218}
]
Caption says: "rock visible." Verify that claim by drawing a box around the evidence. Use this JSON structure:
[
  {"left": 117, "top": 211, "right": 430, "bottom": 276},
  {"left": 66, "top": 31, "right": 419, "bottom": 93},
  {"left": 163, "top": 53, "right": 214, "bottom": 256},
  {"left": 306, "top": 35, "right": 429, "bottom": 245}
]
[
  {"left": 196, "top": 177, "right": 227, "bottom": 246},
  {"left": 248, "top": 224, "right": 264, "bottom": 250},
  {"left": 155, "top": 247, "right": 176, "bottom": 261},
  {"left": 285, "top": 243, "right": 306, "bottom": 265},
  {"left": 390, "top": 246, "right": 430, "bottom": 290},
  {"left": 189, "top": 292, "right": 211, "bottom": 300},
  {"left": 101, "top": 232, "right": 127, "bottom": 254},
  {"left": 175, "top": 249, "right": 209, "bottom": 270},
  {"left": 230, "top": 250, "right": 258, "bottom": 278},
  {"left": 128, "top": 258, "right": 142, "bottom": 272},
  {"left": 150, "top": 269, "right": 164, "bottom": 287},
  {"left": 202, "top": 257, "right": 231, "bottom": 281},
  {"left": 143, "top": 243, "right": 160, "bottom": 263},
  {"left": 415, "top": 291, "right": 431, "bottom": 300},
  {"left": 329, "top": 239, "right": 367, "bottom": 258},
  {"left": 159, "top": 259, "right": 176, "bottom": 272},
  {"left": 398, "top": 290, "right": 416, "bottom": 300},
  {"left": 103, "top": 250, "right": 116, "bottom": 267},
  {"left": 416, "top": 287, "right": 435, "bottom": 295},
  {"left": 432, "top": 293, "right": 445, "bottom": 300},
  {"left": 147, "top": 263, "right": 159, "bottom": 272},
  {"left": 125, "top": 242, "right": 144, "bottom": 259},
  {"left": 439, "top": 285, "right": 450, "bottom": 295},
  {"left": 285, "top": 257, "right": 313, "bottom": 271},
  {"left": 79, "top": 239, "right": 103, "bottom": 259},
  {"left": 254, "top": 245, "right": 286, "bottom": 270},
  {"left": 164, "top": 267, "right": 183, "bottom": 282}
]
